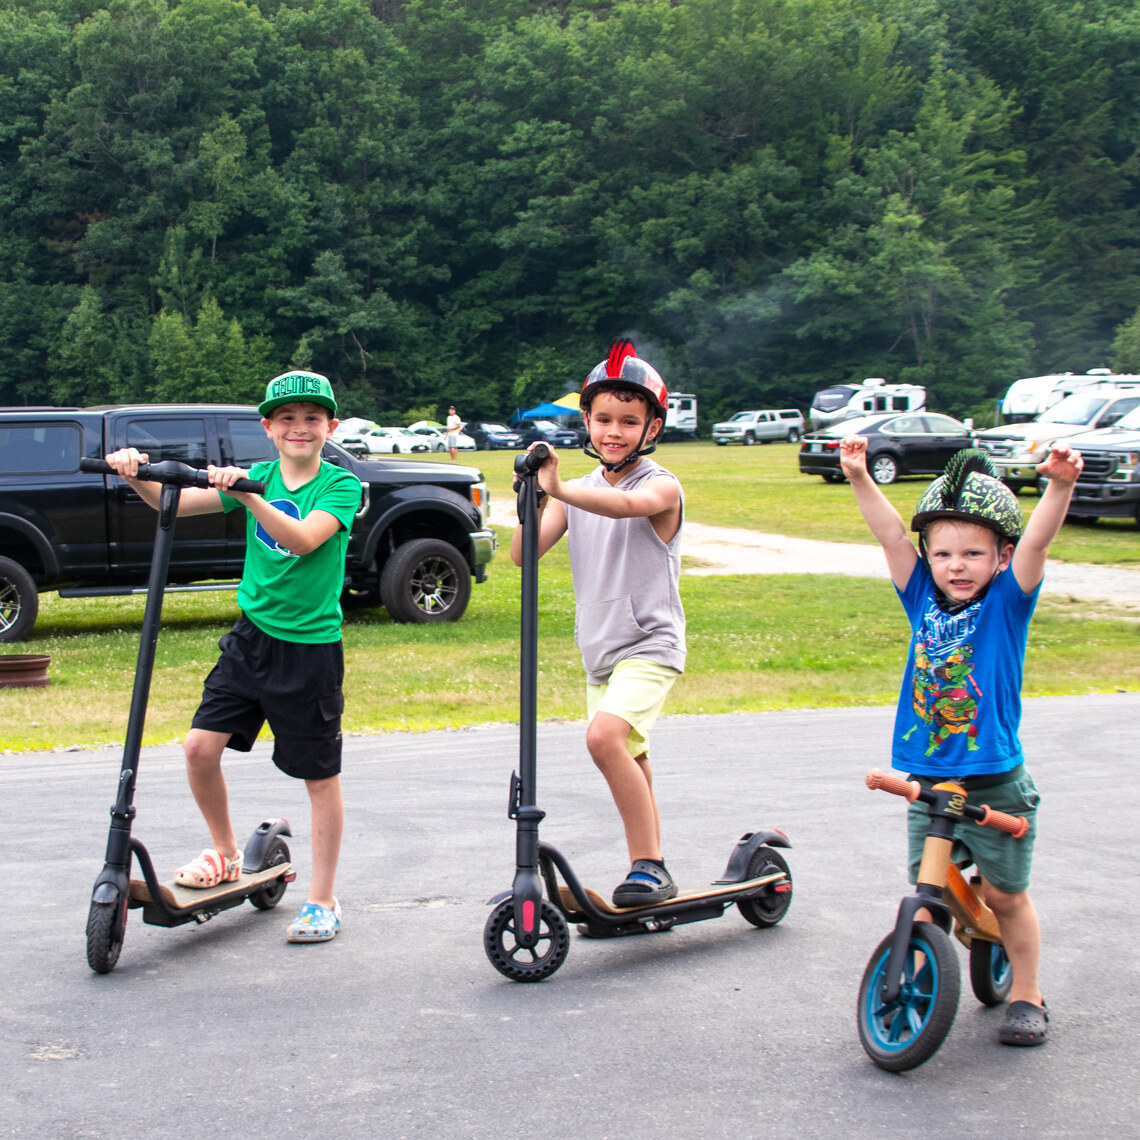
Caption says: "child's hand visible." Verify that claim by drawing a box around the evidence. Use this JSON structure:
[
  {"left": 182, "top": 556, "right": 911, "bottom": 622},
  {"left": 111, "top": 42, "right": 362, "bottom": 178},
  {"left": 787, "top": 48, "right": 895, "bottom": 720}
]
[
  {"left": 206, "top": 464, "right": 255, "bottom": 493},
  {"left": 104, "top": 447, "right": 148, "bottom": 478},
  {"left": 839, "top": 436, "right": 869, "bottom": 478},
  {"left": 1036, "top": 444, "right": 1083, "bottom": 486},
  {"left": 531, "top": 443, "right": 561, "bottom": 498}
]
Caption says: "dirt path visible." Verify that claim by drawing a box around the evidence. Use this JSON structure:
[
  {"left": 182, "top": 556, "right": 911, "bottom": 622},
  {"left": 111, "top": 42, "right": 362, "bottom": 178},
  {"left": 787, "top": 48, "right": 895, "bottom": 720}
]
[{"left": 492, "top": 507, "right": 1140, "bottom": 606}]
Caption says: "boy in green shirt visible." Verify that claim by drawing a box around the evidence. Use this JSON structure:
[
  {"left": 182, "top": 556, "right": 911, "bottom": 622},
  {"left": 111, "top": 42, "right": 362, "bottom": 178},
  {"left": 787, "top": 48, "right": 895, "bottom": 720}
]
[{"left": 105, "top": 371, "right": 361, "bottom": 943}]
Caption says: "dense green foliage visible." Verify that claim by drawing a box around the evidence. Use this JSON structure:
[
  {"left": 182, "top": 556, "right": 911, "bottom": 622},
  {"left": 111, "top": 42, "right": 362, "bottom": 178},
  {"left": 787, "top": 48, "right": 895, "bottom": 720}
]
[{"left": 3, "top": 0, "right": 1139, "bottom": 424}]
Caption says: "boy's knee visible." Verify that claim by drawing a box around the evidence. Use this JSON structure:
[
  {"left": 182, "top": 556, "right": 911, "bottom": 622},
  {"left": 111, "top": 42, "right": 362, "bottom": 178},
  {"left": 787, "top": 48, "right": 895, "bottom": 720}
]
[
  {"left": 585, "top": 718, "right": 628, "bottom": 768},
  {"left": 183, "top": 730, "right": 225, "bottom": 772},
  {"left": 983, "top": 881, "right": 1031, "bottom": 917}
]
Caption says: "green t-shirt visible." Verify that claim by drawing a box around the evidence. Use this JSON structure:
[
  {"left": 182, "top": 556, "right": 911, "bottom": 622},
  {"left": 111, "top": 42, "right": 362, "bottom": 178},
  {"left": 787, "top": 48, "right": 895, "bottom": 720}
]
[{"left": 220, "top": 460, "right": 362, "bottom": 643}]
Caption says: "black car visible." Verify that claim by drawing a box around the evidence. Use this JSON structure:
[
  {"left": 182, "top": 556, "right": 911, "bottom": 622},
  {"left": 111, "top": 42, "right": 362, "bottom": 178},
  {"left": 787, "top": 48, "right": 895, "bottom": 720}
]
[
  {"left": 511, "top": 418, "right": 580, "bottom": 448},
  {"left": 798, "top": 412, "right": 975, "bottom": 485},
  {"left": 465, "top": 421, "right": 525, "bottom": 450}
]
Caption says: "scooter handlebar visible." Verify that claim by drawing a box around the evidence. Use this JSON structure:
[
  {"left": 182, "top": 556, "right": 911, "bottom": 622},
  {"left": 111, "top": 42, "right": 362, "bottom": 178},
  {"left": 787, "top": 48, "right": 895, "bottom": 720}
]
[
  {"left": 513, "top": 442, "right": 551, "bottom": 478},
  {"left": 865, "top": 768, "right": 1029, "bottom": 837},
  {"left": 80, "top": 457, "right": 265, "bottom": 495}
]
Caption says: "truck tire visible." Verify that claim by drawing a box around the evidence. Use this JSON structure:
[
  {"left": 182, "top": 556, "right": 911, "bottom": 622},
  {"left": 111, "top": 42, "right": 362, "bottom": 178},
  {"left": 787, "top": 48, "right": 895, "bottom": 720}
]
[
  {"left": 380, "top": 538, "right": 471, "bottom": 623},
  {"left": 0, "top": 556, "right": 39, "bottom": 642}
]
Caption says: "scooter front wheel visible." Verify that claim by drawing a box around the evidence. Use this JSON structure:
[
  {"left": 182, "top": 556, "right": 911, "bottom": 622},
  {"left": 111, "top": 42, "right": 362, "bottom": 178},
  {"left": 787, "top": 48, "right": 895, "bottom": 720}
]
[
  {"left": 484, "top": 897, "right": 570, "bottom": 982},
  {"left": 857, "top": 921, "right": 960, "bottom": 1071},
  {"left": 968, "top": 938, "right": 1012, "bottom": 1007},
  {"left": 86, "top": 891, "right": 128, "bottom": 974}
]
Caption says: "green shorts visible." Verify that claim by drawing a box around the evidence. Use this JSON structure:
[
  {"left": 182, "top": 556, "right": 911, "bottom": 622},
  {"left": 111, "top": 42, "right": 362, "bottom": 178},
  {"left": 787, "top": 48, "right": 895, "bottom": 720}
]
[
  {"left": 586, "top": 658, "right": 679, "bottom": 758},
  {"left": 906, "top": 765, "right": 1040, "bottom": 894}
]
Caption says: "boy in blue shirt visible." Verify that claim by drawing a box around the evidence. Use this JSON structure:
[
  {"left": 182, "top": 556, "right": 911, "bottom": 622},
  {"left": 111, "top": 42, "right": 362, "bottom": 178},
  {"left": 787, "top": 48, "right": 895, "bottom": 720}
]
[{"left": 840, "top": 438, "right": 1082, "bottom": 1046}]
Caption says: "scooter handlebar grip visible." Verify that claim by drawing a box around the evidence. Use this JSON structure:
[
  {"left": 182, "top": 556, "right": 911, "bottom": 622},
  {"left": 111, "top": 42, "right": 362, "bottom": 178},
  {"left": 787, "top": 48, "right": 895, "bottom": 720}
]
[
  {"left": 79, "top": 457, "right": 265, "bottom": 494},
  {"left": 977, "top": 804, "right": 1030, "bottom": 838},
  {"left": 866, "top": 768, "right": 921, "bottom": 801},
  {"left": 515, "top": 442, "right": 551, "bottom": 477},
  {"left": 79, "top": 457, "right": 114, "bottom": 474}
]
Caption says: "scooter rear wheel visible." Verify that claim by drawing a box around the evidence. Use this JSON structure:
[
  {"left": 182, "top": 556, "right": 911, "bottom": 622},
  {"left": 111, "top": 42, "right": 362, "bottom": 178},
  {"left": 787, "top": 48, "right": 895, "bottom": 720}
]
[
  {"left": 248, "top": 836, "right": 291, "bottom": 911},
  {"left": 857, "top": 921, "right": 960, "bottom": 1071},
  {"left": 484, "top": 897, "right": 570, "bottom": 982},
  {"left": 86, "top": 891, "right": 128, "bottom": 974},
  {"left": 736, "top": 846, "right": 792, "bottom": 928},
  {"left": 968, "top": 938, "right": 1012, "bottom": 1007}
]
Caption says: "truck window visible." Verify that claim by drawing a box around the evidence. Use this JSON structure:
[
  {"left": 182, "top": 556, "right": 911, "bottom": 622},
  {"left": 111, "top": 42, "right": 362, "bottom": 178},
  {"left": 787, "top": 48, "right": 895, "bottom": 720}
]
[
  {"left": 225, "top": 416, "right": 278, "bottom": 466},
  {"left": 126, "top": 418, "right": 208, "bottom": 467},
  {"left": 0, "top": 423, "right": 81, "bottom": 473}
]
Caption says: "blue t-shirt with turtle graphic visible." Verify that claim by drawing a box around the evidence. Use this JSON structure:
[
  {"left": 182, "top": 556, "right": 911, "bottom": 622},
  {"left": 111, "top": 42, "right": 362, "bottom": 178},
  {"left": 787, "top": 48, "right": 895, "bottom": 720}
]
[{"left": 891, "top": 561, "right": 1041, "bottom": 777}]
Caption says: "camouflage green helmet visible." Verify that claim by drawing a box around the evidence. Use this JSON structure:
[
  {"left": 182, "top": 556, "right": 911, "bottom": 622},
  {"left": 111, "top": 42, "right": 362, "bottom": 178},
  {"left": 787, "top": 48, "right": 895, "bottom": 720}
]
[{"left": 911, "top": 448, "right": 1023, "bottom": 543}]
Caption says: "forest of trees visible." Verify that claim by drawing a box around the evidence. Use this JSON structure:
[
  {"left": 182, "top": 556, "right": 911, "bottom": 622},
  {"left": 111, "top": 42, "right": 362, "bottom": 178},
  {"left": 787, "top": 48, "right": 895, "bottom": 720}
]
[{"left": 3, "top": 0, "right": 1140, "bottom": 426}]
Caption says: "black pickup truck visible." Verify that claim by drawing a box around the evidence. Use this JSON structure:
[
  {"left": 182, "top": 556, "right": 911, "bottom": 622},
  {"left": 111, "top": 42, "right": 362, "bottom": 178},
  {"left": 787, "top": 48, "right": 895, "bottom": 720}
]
[{"left": 0, "top": 403, "right": 496, "bottom": 641}]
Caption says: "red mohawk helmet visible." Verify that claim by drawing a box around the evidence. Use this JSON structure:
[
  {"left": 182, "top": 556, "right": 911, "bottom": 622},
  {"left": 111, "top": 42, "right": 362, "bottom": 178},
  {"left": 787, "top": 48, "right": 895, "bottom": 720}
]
[
  {"left": 579, "top": 339, "right": 669, "bottom": 471},
  {"left": 581, "top": 339, "right": 668, "bottom": 420}
]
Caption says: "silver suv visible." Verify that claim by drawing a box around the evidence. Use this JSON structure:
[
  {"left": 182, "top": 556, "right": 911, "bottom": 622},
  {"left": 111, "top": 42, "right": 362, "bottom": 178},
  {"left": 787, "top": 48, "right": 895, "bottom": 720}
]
[
  {"left": 974, "top": 388, "right": 1140, "bottom": 489},
  {"left": 713, "top": 408, "right": 804, "bottom": 445}
]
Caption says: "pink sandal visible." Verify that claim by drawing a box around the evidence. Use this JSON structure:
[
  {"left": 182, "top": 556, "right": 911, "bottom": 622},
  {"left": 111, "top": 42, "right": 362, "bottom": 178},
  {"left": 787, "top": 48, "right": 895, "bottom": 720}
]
[{"left": 173, "top": 849, "right": 242, "bottom": 889}]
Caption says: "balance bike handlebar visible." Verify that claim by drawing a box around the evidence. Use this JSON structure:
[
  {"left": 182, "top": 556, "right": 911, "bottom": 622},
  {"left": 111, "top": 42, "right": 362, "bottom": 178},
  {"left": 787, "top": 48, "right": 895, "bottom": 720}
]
[
  {"left": 865, "top": 768, "right": 1029, "bottom": 838},
  {"left": 80, "top": 457, "right": 266, "bottom": 496}
]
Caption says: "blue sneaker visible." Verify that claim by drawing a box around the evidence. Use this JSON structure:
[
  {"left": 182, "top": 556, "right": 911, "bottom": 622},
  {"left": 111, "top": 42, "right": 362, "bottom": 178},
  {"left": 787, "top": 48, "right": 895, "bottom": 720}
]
[{"left": 286, "top": 898, "right": 341, "bottom": 943}]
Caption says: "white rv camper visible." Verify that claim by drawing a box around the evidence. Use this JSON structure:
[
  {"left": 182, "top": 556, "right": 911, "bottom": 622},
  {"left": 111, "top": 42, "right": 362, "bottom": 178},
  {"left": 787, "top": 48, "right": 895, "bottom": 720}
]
[
  {"left": 663, "top": 392, "right": 698, "bottom": 440},
  {"left": 809, "top": 378, "right": 926, "bottom": 430},
  {"left": 999, "top": 369, "right": 1140, "bottom": 423}
]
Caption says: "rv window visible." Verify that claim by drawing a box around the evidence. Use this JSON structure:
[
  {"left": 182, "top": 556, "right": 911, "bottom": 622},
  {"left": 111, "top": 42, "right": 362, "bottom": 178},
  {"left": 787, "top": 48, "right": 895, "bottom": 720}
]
[
  {"left": 891, "top": 396, "right": 909, "bottom": 410},
  {"left": 812, "top": 388, "right": 853, "bottom": 412}
]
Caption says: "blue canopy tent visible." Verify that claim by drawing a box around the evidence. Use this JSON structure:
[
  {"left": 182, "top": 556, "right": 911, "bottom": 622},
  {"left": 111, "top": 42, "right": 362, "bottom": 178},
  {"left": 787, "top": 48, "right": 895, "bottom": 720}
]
[{"left": 513, "top": 401, "right": 571, "bottom": 420}]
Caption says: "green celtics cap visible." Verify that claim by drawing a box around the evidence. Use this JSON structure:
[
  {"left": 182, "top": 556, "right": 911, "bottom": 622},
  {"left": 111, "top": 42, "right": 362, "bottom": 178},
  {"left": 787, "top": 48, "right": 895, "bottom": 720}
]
[{"left": 258, "top": 370, "right": 337, "bottom": 416}]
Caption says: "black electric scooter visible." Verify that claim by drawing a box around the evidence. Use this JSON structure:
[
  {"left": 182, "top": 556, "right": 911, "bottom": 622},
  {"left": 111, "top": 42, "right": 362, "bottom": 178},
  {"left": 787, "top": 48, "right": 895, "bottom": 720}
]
[
  {"left": 483, "top": 445, "right": 793, "bottom": 982},
  {"left": 80, "top": 458, "right": 295, "bottom": 974}
]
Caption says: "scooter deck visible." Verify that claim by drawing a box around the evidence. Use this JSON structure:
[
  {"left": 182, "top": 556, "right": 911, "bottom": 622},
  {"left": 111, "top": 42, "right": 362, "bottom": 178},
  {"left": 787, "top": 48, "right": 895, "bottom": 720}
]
[
  {"left": 128, "top": 863, "right": 292, "bottom": 912},
  {"left": 557, "top": 871, "right": 785, "bottom": 918}
]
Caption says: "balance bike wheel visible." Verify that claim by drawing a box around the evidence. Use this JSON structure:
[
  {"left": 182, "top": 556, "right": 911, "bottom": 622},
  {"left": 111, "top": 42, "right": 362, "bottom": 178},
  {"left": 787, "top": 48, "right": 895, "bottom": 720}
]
[
  {"left": 483, "top": 897, "right": 570, "bottom": 982},
  {"left": 857, "top": 921, "right": 960, "bottom": 1071},
  {"left": 86, "top": 891, "right": 128, "bottom": 974},
  {"left": 968, "top": 938, "right": 1012, "bottom": 1007}
]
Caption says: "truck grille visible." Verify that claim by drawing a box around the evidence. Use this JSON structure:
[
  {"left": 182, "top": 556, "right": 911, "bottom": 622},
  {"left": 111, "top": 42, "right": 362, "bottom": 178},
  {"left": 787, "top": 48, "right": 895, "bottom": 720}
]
[{"left": 1077, "top": 453, "right": 1122, "bottom": 482}]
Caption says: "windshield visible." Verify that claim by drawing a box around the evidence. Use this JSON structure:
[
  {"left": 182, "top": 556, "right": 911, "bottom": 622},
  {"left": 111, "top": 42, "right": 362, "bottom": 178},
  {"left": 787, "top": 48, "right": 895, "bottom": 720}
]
[
  {"left": 486, "top": 423, "right": 510, "bottom": 432},
  {"left": 1038, "top": 393, "right": 1109, "bottom": 425},
  {"left": 816, "top": 414, "right": 886, "bottom": 437},
  {"left": 1111, "top": 406, "right": 1140, "bottom": 431},
  {"left": 729, "top": 412, "right": 756, "bottom": 422},
  {"left": 812, "top": 387, "right": 854, "bottom": 412}
]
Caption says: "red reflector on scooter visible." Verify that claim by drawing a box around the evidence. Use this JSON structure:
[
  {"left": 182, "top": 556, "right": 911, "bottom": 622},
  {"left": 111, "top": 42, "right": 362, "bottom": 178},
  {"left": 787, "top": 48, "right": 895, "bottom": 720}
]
[
  {"left": 522, "top": 899, "right": 535, "bottom": 931},
  {"left": 774, "top": 883, "right": 791, "bottom": 892}
]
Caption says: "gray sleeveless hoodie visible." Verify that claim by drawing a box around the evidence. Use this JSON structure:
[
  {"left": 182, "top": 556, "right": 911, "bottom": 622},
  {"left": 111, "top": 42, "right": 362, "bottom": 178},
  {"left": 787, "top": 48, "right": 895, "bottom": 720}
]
[{"left": 564, "top": 458, "right": 686, "bottom": 684}]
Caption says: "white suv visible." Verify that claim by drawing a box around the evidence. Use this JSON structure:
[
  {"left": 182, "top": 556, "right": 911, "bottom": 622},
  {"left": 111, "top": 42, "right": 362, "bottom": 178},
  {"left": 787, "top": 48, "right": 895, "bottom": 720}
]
[{"left": 713, "top": 408, "right": 804, "bottom": 445}]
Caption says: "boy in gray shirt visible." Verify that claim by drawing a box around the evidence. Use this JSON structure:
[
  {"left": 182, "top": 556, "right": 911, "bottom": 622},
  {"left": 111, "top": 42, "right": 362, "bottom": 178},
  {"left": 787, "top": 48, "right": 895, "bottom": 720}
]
[{"left": 510, "top": 341, "right": 685, "bottom": 906}]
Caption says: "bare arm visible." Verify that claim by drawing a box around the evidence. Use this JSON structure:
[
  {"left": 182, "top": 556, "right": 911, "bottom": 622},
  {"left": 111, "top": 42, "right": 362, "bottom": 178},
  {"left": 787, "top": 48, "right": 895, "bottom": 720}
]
[
  {"left": 509, "top": 494, "right": 567, "bottom": 565},
  {"left": 1011, "top": 444, "right": 1083, "bottom": 593},
  {"left": 839, "top": 437, "right": 917, "bottom": 590},
  {"left": 104, "top": 448, "right": 224, "bottom": 515}
]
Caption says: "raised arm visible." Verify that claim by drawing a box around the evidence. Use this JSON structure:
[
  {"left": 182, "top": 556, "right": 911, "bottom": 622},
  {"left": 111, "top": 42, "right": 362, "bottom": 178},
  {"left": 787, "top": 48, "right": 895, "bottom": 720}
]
[
  {"left": 1011, "top": 444, "right": 1083, "bottom": 593},
  {"left": 839, "top": 437, "right": 917, "bottom": 590}
]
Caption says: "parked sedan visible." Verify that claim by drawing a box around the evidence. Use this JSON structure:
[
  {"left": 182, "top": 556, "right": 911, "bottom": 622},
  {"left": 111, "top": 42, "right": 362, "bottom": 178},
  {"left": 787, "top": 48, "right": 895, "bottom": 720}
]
[
  {"left": 511, "top": 419, "right": 580, "bottom": 448},
  {"left": 341, "top": 427, "right": 431, "bottom": 456},
  {"left": 798, "top": 412, "right": 975, "bottom": 485},
  {"left": 465, "top": 421, "right": 524, "bottom": 450}
]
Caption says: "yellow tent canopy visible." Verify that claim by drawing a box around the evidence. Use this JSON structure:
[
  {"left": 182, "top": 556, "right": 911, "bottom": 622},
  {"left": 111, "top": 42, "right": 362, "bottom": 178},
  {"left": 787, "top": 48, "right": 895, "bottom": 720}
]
[{"left": 553, "top": 392, "right": 580, "bottom": 410}]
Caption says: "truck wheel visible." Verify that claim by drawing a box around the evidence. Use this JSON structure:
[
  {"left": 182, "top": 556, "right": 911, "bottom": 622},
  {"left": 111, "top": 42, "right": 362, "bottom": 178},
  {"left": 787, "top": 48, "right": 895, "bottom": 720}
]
[
  {"left": 380, "top": 538, "right": 471, "bottom": 623},
  {"left": 0, "top": 557, "right": 38, "bottom": 642},
  {"left": 787, "top": 428, "right": 801, "bottom": 443},
  {"left": 743, "top": 432, "right": 755, "bottom": 446}
]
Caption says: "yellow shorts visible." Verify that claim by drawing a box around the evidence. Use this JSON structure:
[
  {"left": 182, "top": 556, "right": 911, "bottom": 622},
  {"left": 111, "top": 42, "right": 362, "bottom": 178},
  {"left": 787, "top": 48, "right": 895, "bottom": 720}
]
[{"left": 586, "top": 658, "right": 680, "bottom": 757}]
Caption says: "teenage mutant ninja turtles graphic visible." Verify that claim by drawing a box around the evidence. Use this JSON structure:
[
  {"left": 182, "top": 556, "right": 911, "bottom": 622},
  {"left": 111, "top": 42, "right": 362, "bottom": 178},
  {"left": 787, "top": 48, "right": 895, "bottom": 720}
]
[{"left": 903, "top": 638, "right": 983, "bottom": 755}]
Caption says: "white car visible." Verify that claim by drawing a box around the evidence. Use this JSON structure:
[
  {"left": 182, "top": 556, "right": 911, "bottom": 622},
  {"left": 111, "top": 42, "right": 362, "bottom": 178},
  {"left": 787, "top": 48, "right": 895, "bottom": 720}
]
[
  {"left": 407, "top": 422, "right": 476, "bottom": 452},
  {"left": 341, "top": 427, "right": 430, "bottom": 456}
]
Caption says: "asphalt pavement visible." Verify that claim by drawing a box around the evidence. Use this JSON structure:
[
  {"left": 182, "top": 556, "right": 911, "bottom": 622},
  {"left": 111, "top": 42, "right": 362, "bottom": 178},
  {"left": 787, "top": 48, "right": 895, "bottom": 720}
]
[{"left": 3, "top": 693, "right": 1138, "bottom": 1139}]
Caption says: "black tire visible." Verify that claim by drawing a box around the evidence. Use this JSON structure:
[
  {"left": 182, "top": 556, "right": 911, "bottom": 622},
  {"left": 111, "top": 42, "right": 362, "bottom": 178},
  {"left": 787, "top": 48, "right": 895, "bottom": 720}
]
[
  {"left": 248, "top": 836, "right": 291, "bottom": 911},
  {"left": 968, "top": 938, "right": 1012, "bottom": 1007},
  {"left": 483, "top": 897, "right": 570, "bottom": 982},
  {"left": 857, "top": 921, "right": 960, "bottom": 1071},
  {"left": 0, "top": 556, "right": 38, "bottom": 643},
  {"left": 391, "top": 444, "right": 401, "bottom": 454},
  {"left": 86, "top": 891, "right": 128, "bottom": 974},
  {"left": 870, "top": 453, "right": 900, "bottom": 485},
  {"left": 736, "top": 846, "right": 792, "bottom": 928},
  {"left": 715, "top": 440, "right": 727, "bottom": 446},
  {"left": 743, "top": 432, "right": 755, "bottom": 446},
  {"left": 787, "top": 428, "right": 801, "bottom": 443},
  {"left": 822, "top": 472, "right": 846, "bottom": 483},
  {"left": 380, "top": 538, "right": 471, "bottom": 623}
]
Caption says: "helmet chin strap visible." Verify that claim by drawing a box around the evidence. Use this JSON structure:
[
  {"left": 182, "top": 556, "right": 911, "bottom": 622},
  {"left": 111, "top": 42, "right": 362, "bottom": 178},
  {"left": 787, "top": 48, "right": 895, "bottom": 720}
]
[{"left": 582, "top": 418, "right": 658, "bottom": 473}]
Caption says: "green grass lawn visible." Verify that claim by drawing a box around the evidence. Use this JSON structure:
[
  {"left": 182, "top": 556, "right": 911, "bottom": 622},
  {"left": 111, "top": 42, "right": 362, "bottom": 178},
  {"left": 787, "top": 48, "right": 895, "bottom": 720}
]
[{"left": 1, "top": 441, "right": 1136, "bottom": 751}]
